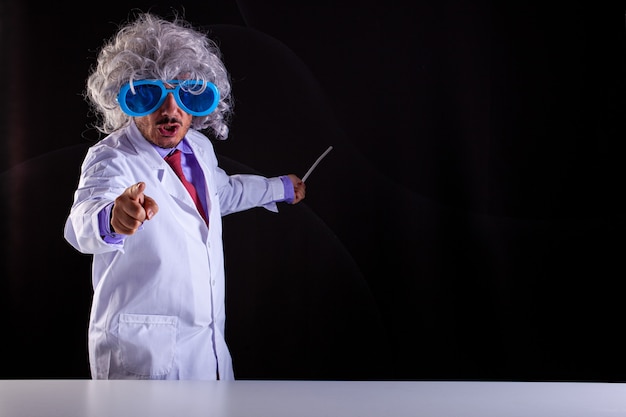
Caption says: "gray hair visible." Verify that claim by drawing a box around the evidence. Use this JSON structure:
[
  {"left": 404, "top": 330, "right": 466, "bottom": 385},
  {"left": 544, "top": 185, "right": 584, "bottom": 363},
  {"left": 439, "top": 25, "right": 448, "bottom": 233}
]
[{"left": 85, "top": 12, "right": 232, "bottom": 140}]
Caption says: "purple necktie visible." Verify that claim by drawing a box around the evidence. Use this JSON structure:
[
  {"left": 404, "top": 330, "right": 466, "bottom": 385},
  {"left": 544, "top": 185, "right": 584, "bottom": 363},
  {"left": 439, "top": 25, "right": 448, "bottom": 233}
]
[{"left": 164, "top": 149, "right": 208, "bottom": 224}]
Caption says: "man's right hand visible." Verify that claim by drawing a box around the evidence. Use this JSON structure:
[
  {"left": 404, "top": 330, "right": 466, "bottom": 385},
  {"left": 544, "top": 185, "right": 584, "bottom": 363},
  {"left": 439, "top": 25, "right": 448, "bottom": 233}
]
[{"left": 110, "top": 182, "right": 159, "bottom": 235}]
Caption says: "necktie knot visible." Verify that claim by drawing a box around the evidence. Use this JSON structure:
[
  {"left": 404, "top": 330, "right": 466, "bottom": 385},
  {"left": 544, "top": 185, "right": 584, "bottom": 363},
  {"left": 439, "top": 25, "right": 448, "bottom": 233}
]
[{"left": 164, "top": 149, "right": 182, "bottom": 168}]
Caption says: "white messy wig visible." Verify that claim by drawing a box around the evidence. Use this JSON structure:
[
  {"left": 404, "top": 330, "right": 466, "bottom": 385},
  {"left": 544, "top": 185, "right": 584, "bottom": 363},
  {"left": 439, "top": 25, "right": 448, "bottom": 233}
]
[{"left": 85, "top": 12, "right": 233, "bottom": 140}]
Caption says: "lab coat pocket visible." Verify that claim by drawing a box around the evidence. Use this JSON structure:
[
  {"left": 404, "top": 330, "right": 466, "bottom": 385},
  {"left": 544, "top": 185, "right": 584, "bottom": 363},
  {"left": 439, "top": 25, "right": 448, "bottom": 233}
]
[{"left": 118, "top": 313, "right": 178, "bottom": 377}]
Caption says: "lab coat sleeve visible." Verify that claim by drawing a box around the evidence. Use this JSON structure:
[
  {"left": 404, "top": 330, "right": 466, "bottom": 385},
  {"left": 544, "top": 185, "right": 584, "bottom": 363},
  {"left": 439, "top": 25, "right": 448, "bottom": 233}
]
[
  {"left": 64, "top": 199, "right": 124, "bottom": 255},
  {"left": 212, "top": 165, "right": 285, "bottom": 216},
  {"left": 64, "top": 146, "right": 129, "bottom": 255}
]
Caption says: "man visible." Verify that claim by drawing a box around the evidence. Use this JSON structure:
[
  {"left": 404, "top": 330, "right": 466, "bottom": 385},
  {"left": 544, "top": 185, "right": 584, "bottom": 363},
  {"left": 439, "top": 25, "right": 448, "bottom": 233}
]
[{"left": 64, "top": 12, "right": 305, "bottom": 380}]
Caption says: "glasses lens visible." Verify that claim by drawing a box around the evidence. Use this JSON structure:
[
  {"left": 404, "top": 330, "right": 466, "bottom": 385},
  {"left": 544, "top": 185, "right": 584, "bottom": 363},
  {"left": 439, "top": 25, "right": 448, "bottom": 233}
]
[
  {"left": 124, "top": 84, "right": 162, "bottom": 114},
  {"left": 177, "top": 82, "right": 218, "bottom": 114}
]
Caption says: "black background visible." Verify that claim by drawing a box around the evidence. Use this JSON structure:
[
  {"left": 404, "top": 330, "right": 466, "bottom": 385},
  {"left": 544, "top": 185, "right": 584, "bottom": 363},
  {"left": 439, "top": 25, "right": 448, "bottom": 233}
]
[{"left": 1, "top": 1, "right": 625, "bottom": 381}]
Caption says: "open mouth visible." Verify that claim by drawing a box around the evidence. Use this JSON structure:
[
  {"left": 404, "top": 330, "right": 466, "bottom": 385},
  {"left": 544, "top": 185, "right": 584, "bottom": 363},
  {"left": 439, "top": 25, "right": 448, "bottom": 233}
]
[{"left": 158, "top": 124, "right": 179, "bottom": 137}]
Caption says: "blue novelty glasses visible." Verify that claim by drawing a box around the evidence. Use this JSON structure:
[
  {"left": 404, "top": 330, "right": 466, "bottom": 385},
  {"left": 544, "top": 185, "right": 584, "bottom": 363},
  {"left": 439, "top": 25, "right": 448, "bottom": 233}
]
[{"left": 117, "top": 79, "right": 220, "bottom": 117}]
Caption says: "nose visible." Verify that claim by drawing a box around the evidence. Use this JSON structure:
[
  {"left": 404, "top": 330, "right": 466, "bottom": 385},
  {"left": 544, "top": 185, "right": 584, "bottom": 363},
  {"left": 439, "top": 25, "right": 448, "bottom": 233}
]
[{"left": 159, "top": 92, "right": 180, "bottom": 114}]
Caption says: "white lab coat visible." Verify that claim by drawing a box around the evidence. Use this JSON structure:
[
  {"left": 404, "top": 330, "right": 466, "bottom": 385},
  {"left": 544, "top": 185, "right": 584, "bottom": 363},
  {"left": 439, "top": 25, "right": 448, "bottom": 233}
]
[{"left": 64, "top": 121, "right": 286, "bottom": 380}]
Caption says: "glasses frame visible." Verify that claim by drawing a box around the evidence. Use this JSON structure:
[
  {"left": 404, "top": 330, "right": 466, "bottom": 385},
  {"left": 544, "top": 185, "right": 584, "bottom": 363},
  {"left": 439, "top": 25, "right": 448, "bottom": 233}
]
[{"left": 117, "top": 79, "right": 220, "bottom": 117}]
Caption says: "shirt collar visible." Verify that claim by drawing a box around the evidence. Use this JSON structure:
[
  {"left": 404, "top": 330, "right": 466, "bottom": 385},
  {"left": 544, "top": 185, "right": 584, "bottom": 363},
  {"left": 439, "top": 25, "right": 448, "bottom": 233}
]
[{"left": 152, "top": 138, "right": 191, "bottom": 158}]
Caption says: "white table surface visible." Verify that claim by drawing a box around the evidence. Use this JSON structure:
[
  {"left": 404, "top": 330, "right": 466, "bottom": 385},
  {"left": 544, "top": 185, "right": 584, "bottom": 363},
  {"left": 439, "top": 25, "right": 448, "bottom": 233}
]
[{"left": 1, "top": 379, "right": 626, "bottom": 417}]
